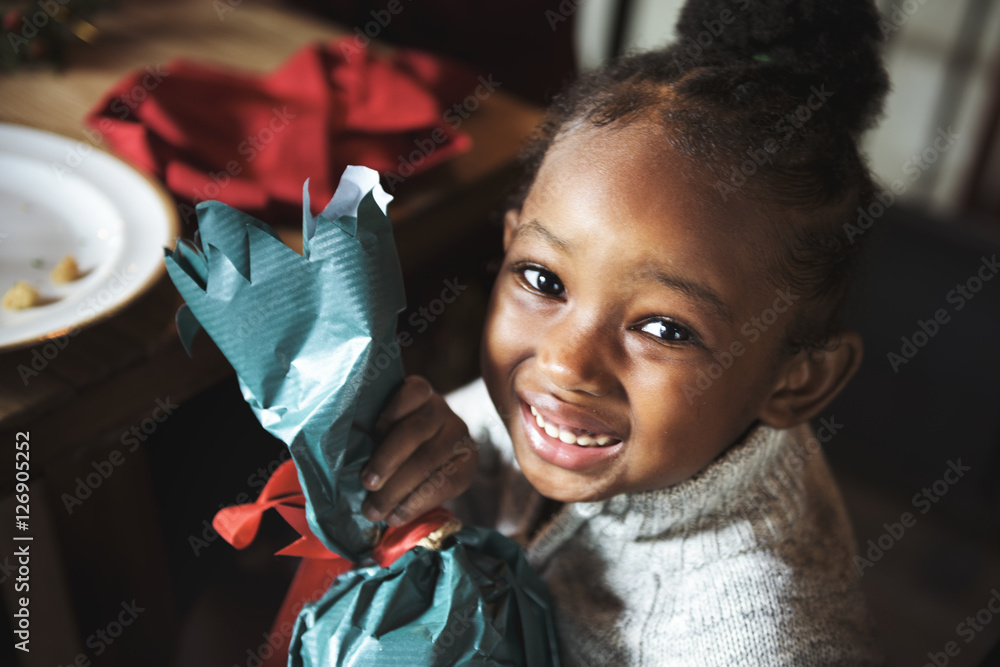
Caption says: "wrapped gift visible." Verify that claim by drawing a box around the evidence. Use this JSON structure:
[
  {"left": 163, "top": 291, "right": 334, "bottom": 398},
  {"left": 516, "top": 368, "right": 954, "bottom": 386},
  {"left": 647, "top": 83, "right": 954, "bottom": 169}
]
[{"left": 164, "top": 166, "right": 560, "bottom": 666}]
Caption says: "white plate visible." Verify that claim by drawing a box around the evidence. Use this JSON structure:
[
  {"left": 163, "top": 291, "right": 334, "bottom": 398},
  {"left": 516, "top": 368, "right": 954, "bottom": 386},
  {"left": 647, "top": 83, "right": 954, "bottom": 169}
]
[{"left": 0, "top": 123, "right": 179, "bottom": 351}]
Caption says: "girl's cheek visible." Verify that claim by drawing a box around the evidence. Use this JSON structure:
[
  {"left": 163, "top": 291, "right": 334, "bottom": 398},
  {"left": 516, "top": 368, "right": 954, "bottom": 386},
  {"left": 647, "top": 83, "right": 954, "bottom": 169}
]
[
  {"left": 497, "top": 290, "right": 534, "bottom": 346},
  {"left": 485, "top": 281, "right": 529, "bottom": 358},
  {"left": 495, "top": 277, "right": 530, "bottom": 321},
  {"left": 496, "top": 284, "right": 554, "bottom": 359}
]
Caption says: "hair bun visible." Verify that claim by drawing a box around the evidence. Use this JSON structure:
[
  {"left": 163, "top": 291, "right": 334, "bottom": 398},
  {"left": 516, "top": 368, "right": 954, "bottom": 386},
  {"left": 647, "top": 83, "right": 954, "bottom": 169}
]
[{"left": 675, "top": 0, "right": 889, "bottom": 135}]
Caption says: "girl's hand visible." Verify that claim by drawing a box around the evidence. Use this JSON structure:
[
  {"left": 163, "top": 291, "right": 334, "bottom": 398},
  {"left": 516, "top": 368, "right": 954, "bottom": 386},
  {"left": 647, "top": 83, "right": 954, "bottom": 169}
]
[{"left": 361, "top": 375, "right": 478, "bottom": 527}]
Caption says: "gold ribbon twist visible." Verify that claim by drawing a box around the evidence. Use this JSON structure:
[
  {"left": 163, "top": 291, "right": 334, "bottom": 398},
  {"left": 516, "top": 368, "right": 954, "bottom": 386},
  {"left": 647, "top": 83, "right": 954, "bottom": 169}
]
[{"left": 416, "top": 517, "right": 463, "bottom": 551}]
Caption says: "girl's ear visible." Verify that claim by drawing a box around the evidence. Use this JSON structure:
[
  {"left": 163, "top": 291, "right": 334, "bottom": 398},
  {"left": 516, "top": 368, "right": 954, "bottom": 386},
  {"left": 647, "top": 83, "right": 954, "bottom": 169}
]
[
  {"left": 503, "top": 208, "right": 520, "bottom": 251},
  {"left": 758, "top": 331, "right": 863, "bottom": 429}
]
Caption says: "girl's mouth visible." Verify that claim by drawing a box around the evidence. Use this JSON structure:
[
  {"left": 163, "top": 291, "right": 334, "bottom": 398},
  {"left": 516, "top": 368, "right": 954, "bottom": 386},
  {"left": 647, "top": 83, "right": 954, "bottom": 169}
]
[
  {"left": 518, "top": 400, "right": 624, "bottom": 471},
  {"left": 528, "top": 404, "right": 621, "bottom": 447}
]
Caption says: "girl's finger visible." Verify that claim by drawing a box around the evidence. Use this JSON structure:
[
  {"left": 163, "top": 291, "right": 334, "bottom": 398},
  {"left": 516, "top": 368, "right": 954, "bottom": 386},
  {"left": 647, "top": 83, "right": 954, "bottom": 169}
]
[
  {"left": 361, "top": 419, "right": 473, "bottom": 524},
  {"left": 362, "top": 394, "right": 446, "bottom": 491},
  {"left": 374, "top": 375, "right": 433, "bottom": 435},
  {"left": 384, "top": 458, "right": 475, "bottom": 527}
]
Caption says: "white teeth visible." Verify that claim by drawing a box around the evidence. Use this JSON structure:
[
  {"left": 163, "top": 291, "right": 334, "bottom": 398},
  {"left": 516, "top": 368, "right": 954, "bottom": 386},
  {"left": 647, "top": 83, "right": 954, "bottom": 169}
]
[{"left": 528, "top": 404, "right": 618, "bottom": 447}]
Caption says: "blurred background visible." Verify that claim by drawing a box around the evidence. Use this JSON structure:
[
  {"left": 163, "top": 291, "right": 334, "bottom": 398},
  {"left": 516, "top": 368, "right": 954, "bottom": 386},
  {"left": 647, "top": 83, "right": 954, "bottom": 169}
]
[{"left": 1, "top": 0, "right": 999, "bottom": 665}]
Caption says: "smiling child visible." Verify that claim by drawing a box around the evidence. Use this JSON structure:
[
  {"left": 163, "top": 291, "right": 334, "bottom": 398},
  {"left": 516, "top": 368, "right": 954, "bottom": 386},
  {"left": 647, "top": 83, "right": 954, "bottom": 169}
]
[{"left": 359, "top": 0, "right": 888, "bottom": 663}]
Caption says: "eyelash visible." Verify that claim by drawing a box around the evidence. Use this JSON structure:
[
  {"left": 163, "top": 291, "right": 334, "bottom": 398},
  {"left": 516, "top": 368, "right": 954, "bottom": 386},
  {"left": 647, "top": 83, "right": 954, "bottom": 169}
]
[{"left": 510, "top": 262, "right": 702, "bottom": 347}]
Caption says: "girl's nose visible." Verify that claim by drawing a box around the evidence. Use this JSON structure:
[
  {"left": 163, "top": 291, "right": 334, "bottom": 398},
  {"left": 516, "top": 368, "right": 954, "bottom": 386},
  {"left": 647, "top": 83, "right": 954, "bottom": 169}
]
[{"left": 535, "top": 315, "right": 615, "bottom": 396}]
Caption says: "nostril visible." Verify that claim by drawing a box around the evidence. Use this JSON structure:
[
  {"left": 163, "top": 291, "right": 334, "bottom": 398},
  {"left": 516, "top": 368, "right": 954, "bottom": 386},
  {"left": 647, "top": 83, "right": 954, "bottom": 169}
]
[{"left": 537, "top": 357, "right": 612, "bottom": 397}]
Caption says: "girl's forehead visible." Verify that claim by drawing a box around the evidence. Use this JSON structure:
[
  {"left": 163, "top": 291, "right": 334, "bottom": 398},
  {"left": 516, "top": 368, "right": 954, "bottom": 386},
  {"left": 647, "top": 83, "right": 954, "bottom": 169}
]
[
  {"left": 540, "top": 122, "right": 723, "bottom": 208},
  {"left": 523, "top": 121, "right": 780, "bottom": 318},
  {"left": 532, "top": 122, "right": 748, "bottom": 241}
]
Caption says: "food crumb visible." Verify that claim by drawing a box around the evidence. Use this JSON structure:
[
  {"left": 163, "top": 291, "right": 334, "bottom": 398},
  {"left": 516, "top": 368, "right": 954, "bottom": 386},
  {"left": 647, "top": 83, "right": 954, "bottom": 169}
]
[
  {"left": 51, "top": 255, "right": 80, "bottom": 284},
  {"left": 2, "top": 281, "right": 40, "bottom": 310}
]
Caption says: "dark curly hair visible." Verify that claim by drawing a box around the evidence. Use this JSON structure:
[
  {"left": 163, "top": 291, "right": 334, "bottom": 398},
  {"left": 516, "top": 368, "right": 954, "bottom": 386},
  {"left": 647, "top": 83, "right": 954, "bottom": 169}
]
[{"left": 513, "top": 0, "right": 890, "bottom": 353}]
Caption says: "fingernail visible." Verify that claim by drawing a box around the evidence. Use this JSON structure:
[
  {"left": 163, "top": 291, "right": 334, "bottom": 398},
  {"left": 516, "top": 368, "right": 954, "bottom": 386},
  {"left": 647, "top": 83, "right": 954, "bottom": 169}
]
[
  {"left": 363, "top": 472, "right": 380, "bottom": 490},
  {"left": 386, "top": 512, "right": 403, "bottom": 528}
]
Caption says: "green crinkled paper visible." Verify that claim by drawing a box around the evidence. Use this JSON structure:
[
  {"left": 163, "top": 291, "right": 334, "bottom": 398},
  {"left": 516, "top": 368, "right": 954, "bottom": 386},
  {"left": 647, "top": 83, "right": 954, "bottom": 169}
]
[
  {"left": 292, "top": 528, "right": 559, "bottom": 666},
  {"left": 166, "top": 167, "right": 403, "bottom": 561},
  {"left": 164, "top": 166, "right": 560, "bottom": 666}
]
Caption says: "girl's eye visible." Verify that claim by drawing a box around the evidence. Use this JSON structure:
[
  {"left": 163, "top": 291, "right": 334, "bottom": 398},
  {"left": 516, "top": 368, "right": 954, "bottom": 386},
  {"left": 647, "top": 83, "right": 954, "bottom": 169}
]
[
  {"left": 522, "top": 267, "right": 565, "bottom": 296},
  {"left": 638, "top": 319, "right": 693, "bottom": 343}
]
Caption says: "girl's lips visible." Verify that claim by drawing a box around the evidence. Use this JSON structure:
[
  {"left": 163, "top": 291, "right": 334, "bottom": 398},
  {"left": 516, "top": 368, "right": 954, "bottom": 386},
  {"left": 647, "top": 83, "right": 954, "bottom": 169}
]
[
  {"left": 517, "top": 400, "right": 624, "bottom": 472},
  {"left": 519, "top": 390, "right": 624, "bottom": 439}
]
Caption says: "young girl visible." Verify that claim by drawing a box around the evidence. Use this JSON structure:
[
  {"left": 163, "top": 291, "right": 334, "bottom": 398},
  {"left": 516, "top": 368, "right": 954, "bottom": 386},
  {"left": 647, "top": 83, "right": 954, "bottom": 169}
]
[{"left": 359, "top": 0, "right": 887, "bottom": 663}]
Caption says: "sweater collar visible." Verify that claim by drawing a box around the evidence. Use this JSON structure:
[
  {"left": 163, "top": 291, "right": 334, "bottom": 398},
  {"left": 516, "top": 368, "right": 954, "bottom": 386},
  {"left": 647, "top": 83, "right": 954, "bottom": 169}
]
[{"left": 527, "top": 422, "right": 817, "bottom": 562}]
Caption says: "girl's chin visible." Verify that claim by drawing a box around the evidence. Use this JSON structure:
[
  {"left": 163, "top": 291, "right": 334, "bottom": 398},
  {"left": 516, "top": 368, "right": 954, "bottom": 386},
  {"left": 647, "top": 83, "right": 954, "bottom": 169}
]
[{"left": 513, "top": 450, "right": 618, "bottom": 503}]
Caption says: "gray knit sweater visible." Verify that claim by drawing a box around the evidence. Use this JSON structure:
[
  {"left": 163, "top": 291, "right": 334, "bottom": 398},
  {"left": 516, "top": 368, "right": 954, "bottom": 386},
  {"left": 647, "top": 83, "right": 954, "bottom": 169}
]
[{"left": 446, "top": 379, "right": 882, "bottom": 666}]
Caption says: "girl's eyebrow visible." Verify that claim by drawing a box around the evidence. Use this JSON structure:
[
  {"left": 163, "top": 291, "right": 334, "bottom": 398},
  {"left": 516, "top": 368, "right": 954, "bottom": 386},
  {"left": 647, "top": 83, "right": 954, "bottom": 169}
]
[
  {"left": 513, "top": 219, "right": 572, "bottom": 251},
  {"left": 638, "top": 266, "right": 734, "bottom": 323}
]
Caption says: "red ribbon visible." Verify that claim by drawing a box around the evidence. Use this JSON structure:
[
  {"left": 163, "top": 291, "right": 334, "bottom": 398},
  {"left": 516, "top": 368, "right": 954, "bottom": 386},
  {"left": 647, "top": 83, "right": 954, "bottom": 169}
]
[{"left": 213, "top": 458, "right": 456, "bottom": 667}]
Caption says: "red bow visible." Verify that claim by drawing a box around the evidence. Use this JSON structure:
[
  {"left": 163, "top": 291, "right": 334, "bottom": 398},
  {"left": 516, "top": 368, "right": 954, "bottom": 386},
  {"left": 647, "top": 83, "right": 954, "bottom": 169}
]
[{"left": 213, "top": 458, "right": 456, "bottom": 667}]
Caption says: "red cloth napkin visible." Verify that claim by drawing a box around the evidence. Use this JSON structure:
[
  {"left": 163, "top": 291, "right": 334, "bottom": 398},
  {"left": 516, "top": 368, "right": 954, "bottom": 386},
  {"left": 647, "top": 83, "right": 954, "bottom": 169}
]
[{"left": 85, "top": 39, "right": 476, "bottom": 226}]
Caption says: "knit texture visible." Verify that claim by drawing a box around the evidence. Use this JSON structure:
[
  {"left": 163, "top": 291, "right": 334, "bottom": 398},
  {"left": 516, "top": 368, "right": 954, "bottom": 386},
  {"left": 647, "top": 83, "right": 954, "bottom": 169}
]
[{"left": 446, "top": 379, "right": 882, "bottom": 666}]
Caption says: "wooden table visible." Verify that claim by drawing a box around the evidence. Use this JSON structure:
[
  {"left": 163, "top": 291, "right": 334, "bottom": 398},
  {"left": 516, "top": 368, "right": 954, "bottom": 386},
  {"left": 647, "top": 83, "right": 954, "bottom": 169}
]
[{"left": 0, "top": 1, "right": 541, "bottom": 664}]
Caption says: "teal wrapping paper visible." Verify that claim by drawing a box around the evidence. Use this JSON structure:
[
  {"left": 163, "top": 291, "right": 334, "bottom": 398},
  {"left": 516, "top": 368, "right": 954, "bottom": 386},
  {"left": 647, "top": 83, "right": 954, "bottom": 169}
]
[
  {"left": 166, "top": 166, "right": 402, "bottom": 562},
  {"left": 292, "top": 528, "right": 558, "bottom": 666},
  {"left": 164, "top": 166, "right": 560, "bottom": 666}
]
